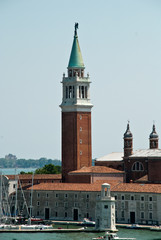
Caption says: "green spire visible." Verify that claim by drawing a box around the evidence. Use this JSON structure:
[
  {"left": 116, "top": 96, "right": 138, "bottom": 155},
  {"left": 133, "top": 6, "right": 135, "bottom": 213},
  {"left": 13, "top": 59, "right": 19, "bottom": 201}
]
[{"left": 68, "top": 23, "right": 84, "bottom": 68}]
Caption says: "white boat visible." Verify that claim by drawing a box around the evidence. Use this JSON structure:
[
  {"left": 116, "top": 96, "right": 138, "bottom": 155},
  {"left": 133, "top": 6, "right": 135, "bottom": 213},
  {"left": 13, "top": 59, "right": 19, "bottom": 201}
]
[
  {"left": 20, "top": 224, "right": 53, "bottom": 229},
  {"left": 0, "top": 224, "right": 19, "bottom": 229},
  {"left": 92, "top": 232, "right": 136, "bottom": 240},
  {"left": 82, "top": 218, "right": 95, "bottom": 226},
  {"left": 150, "top": 225, "right": 161, "bottom": 231}
]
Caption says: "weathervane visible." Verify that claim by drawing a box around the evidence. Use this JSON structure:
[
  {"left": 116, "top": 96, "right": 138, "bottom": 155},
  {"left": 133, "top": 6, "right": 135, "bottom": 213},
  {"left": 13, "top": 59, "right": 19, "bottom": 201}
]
[{"left": 74, "top": 23, "right": 79, "bottom": 36}]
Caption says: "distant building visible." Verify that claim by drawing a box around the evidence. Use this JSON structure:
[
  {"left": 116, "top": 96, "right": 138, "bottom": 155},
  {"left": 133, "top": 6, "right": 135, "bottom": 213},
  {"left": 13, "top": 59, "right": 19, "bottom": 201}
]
[{"left": 5, "top": 154, "right": 17, "bottom": 160}]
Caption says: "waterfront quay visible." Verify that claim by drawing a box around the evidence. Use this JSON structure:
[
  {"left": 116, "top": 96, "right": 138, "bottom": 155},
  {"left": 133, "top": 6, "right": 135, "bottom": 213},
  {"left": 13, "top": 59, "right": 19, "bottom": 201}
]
[{"left": 0, "top": 221, "right": 158, "bottom": 233}]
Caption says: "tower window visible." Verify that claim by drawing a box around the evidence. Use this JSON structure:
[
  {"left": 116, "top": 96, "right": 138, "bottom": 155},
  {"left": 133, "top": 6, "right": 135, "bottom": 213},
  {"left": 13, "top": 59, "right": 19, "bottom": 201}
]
[
  {"left": 79, "top": 86, "right": 81, "bottom": 98},
  {"left": 79, "top": 86, "right": 86, "bottom": 98},
  {"left": 80, "top": 139, "right": 82, "bottom": 144},
  {"left": 132, "top": 161, "right": 144, "bottom": 171},
  {"left": 69, "top": 86, "right": 72, "bottom": 98},
  {"left": 69, "top": 70, "right": 72, "bottom": 77},
  {"left": 85, "top": 86, "right": 87, "bottom": 98},
  {"left": 66, "top": 86, "right": 68, "bottom": 98},
  {"left": 81, "top": 86, "right": 84, "bottom": 98},
  {"left": 80, "top": 127, "right": 82, "bottom": 131},
  {"left": 80, "top": 151, "right": 82, "bottom": 155},
  {"left": 72, "top": 86, "right": 75, "bottom": 98}
]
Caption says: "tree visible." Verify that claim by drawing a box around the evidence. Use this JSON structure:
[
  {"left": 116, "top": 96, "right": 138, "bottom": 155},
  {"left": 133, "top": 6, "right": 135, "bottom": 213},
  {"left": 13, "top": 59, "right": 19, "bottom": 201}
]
[{"left": 34, "top": 164, "right": 61, "bottom": 174}]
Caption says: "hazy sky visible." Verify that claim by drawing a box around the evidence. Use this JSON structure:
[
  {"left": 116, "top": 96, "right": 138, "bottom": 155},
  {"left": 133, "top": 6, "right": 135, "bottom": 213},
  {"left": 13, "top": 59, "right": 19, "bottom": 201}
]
[{"left": 1, "top": 0, "right": 161, "bottom": 160}]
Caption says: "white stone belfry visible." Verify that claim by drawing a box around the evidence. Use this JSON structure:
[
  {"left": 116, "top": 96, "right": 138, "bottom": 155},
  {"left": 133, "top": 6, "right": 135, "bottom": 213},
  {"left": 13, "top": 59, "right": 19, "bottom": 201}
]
[{"left": 95, "top": 183, "right": 116, "bottom": 232}]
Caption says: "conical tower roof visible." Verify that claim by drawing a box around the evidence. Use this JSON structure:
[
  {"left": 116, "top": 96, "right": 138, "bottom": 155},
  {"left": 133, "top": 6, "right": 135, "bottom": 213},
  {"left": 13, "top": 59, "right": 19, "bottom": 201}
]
[
  {"left": 68, "top": 23, "right": 84, "bottom": 69},
  {"left": 149, "top": 124, "right": 158, "bottom": 139},
  {"left": 124, "top": 122, "right": 133, "bottom": 138}
]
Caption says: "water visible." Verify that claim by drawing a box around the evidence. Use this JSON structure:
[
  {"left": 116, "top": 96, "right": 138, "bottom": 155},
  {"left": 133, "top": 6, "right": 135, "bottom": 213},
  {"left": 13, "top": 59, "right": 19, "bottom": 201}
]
[
  {"left": 0, "top": 228, "right": 161, "bottom": 240},
  {"left": 1, "top": 168, "right": 37, "bottom": 175}
]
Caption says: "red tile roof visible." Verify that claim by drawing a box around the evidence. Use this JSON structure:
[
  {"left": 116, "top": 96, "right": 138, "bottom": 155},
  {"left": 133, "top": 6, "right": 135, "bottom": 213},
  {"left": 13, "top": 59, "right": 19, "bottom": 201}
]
[
  {"left": 26, "top": 181, "right": 161, "bottom": 194},
  {"left": 69, "top": 166, "right": 124, "bottom": 174},
  {"left": 27, "top": 181, "right": 119, "bottom": 192},
  {"left": 111, "top": 182, "right": 161, "bottom": 194},
  {"left": 6, "top": 174, "right": 62, "bottom": 180}
]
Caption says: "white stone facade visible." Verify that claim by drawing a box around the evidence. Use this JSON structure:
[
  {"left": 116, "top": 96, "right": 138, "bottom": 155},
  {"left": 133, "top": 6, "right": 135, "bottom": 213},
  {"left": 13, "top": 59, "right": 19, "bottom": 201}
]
[{"left": 95, "top": 183, "right": 116, "bottom": 231}]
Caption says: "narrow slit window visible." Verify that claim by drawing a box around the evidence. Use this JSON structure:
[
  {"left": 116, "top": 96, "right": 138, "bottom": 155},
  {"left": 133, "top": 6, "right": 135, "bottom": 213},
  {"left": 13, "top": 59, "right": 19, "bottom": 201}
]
[
  {"left": 66, "top": 86, "right": 68, "bottom": 98},
  {"left": 85, "top": 86, "right": 87, "bottom": 98}
]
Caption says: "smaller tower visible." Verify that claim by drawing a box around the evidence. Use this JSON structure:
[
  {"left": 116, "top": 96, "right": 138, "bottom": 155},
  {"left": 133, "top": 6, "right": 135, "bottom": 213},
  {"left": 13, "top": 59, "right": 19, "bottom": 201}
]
[
  {"left": 95, "top": 183, "right": 116, "bottom": 232},
  {"left": 123, "top": 122, "right": 133, "bottom": 157},
  {"left": 149, "top": 124, "right": 159, "bottom": 149}
]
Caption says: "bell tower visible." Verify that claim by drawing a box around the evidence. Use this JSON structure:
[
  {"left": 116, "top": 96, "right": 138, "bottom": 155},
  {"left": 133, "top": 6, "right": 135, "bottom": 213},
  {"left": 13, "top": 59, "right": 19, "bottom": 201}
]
[
  {"left": 60, "top": 23, "right": 93, "bottom": 182},
  {"left": 123, "top": 122, "right": 133, "bottom": 157}
]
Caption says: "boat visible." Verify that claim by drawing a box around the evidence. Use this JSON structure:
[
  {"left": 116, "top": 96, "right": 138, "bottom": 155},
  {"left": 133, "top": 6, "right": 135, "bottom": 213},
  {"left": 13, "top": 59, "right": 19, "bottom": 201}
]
[
  {"left": 0, "top": 224, "right": 19, "bottom": 229},
  {"left": 26, "top": 217, "right": 44, "bottom": 224},
  {"left": 126, "top": 224, "right": 140, "bottom": 229},
  {"left": 81, "top": 218, "right": 95, "bottom": 226},
  {"left": 150, "top": 225, "right": 161, "bottom": 231},
  {"left": 92, "top": 232, "right": 136, "bottom": 240},
  {"left": 20, "top": 224, "right": 53, "bottom": 230}
]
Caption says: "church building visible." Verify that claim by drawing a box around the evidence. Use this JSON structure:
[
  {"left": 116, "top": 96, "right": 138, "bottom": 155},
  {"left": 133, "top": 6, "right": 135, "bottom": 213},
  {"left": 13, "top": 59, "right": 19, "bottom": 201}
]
[{"left": 96, "top": 123, "right": 161, "bottom": 183}]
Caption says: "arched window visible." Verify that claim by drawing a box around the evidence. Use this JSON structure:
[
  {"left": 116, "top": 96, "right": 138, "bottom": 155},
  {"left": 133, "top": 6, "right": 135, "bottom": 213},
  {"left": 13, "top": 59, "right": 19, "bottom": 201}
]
[
  {"left": 69, "top": 86, "right": 72, "bottom": 98},
  {"left": 132, "top": 161, "right": 144, "bottom": 171}
]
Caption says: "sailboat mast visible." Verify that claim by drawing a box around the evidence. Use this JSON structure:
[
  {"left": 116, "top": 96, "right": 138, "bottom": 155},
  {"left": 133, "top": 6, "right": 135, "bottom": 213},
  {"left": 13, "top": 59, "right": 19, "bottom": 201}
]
[
  {"left": 30, "top": 172, "right": 34, "bottom": 219},
  {"left": 0, "top": 170, "right": 2, "bottom": 223},
  {"left": 15, "top": 169, "right": 18, "bottom": 221}
]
